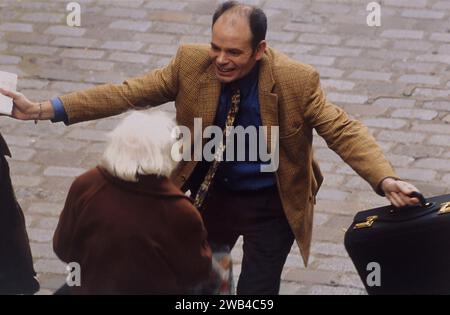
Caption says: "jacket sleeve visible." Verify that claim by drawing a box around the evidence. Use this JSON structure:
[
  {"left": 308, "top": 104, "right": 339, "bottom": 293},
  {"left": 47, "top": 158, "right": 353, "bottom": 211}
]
[
  {"left": 166, "top": 202, "right": 212, "bottom": 287},
  {"left": 59, "top": 46, "right": 184, "bottom": 125},
  {"left": 302, "top": 70, "right": 398, "bottom": 195}
]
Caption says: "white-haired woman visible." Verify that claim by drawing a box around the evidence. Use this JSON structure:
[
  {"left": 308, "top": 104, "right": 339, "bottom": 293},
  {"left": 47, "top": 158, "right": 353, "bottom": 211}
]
[{"left": 53, "top": 111, "right": 212, "bottom": 295}]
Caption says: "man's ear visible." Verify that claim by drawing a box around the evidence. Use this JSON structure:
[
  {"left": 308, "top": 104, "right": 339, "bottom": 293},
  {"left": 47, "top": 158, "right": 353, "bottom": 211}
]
[{"left": 255, "top": 40, "right": 267, "bottom": 61}]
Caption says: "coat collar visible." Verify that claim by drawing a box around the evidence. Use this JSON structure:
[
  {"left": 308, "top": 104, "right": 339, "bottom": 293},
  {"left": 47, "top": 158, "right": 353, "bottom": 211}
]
[{"left": 97, "top": 166, "right": 192, "bottom": 201}]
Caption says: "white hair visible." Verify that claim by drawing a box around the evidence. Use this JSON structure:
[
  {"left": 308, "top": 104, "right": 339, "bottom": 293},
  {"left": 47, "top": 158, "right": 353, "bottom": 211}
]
[{"left": 100, "top": 110, "right": 178, "bottom": 182}]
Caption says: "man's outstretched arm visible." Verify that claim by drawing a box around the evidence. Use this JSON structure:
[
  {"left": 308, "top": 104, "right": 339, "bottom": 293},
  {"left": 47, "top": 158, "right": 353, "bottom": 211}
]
[
  {"left": 0, "top": 46, "right": 184, "bottom": 125},
  {"left": 302, "top": 70, "right": 420, "bottom": 208}
]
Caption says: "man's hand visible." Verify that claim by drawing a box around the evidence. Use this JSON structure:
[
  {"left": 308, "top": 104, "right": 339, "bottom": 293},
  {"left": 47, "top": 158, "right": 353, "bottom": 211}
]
[
  {"left": 381, "top": 177, "right": 421, "bottom": 208},
  {"left": 0, "top": 88, "right": 54, "bottom": 121},
  {"left": 0, "top": 88, "right": 39, "bottom": 120}
]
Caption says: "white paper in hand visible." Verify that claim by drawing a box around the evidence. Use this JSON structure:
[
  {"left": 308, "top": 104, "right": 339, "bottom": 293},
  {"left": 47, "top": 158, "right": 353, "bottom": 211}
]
[{"left": 0, "top": 71, "right": 18, "bottom": 116}]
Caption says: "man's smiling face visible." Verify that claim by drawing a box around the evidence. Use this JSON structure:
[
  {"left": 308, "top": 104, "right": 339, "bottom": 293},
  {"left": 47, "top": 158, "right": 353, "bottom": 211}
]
[{"left": 209, "top": 12, "right": 265, "bottom": 83}]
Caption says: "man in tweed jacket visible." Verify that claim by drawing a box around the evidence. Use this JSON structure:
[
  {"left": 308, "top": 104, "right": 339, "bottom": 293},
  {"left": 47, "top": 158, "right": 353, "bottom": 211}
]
[{"left": 1, "top": 1, "right": 420, "bottom": 294}]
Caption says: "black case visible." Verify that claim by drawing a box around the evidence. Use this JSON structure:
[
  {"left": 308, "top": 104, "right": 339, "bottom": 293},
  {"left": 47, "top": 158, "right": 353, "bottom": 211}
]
[{"left": 344, "top": 193, "right": 450, "bottom": 295}]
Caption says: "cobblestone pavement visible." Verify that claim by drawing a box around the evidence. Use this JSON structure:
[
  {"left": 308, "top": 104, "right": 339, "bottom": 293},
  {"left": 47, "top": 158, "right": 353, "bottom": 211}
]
[{"left": 1, "top": 0, "right": 449, "bottom": 295}]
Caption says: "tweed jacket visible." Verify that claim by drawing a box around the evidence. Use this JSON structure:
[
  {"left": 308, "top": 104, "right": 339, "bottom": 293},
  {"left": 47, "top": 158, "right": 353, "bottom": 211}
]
[{"left": 59, "top": 44, "right": 397, "bottom": 265}]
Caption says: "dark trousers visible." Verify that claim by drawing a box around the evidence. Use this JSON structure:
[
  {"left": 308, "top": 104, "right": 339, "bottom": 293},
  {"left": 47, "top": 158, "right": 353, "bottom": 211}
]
[{"left": 201, "top": 182, "right": 295, "bottom": 295}]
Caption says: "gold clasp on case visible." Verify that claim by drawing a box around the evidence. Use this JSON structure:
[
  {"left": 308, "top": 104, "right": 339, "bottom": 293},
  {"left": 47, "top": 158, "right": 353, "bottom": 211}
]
[
  {"left": 438, "top": 202, "right": 450, "bottom": 215},
  {"left": 354, "top": 215, "right": 378, "bottom": 230}
]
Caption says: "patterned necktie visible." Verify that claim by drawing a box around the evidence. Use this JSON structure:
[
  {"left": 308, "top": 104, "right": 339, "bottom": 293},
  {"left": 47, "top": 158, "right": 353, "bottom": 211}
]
[{"left": 193, "top": 86, "right": 241, "bottom": 209}]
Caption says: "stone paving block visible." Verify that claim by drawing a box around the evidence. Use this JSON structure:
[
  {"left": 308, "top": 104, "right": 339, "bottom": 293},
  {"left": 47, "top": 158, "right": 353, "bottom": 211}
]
[
  {"left": 314, "top": 257, "right": 356, "bottom": 273},
  {"left": 315, "top": 66, "right": 345, "bottom": 79},
  {"left": 8, "top": 161, "right": 41, "bottom": 176},
  {"left": 294, "top": 54, "right": 335, "bottom": 66},
  {"left": 0, "top": 22, "right": 33, "bottom": 32},
  {"left": 321, "top": 79, "right": 355, "bottom": 91},
  {"left": 392, "top": 40, "right": 434, "bottom": 52},
  {"left": 51, "top": 37, "right": 98, "bottom": 48},
  {"left": 109, "top": 51, "right": 152, "bottom": 64},
  {"left": 350, "top": 71, "right": 392, "bottom": 81},
  {"left": 326, "top": 93, "right": 368, "bottom": 104},
  {"left": 20, "top": 12, "right": 65, "bottom": 23},
  {"left": 361, "top": 118, "right": 408, "bottom": 130},
  {"left": 398, "top": 74, "right": 440, "bottom": 85},
  {"left": 392, "top": 61, "right": 438, "bottom": 73},
  {"left": 372, "top": 98, "right": 416, "bottom": 108},
  {"left": 30, "top": 242, "right": 57, "bottom": 259},
  {"left": 338, "top": 273, "right": 365, "bottom": 289},
  {"left": 109, "top": 20, "right": 152, "bottom": 32},
  {"left": 282, "top": 268, "right": 340, "bottom": 286},
  {"left": 101, "top": 41, "right": 143, "bottom": 52},
  {"left": 443, "top": 174, "right": 450, "bottom": 185},
  {"left": 430, "top": 33, "right": 450, "bottom": 43},
  {"left": 378, "top": 130, "right": 426, "bottom": 144},
  {"left": 34, "top": 259, "right": 67, "bottom": 274},
  {"left": 60, "top": 48, "right": 105, "bottom": 59},
  {"left": 396, "top": 168, "right": 437, "bottom": 181},
  {"left": 416, "top": 54, "right": 450, "bottom": 64},
  {"left": 148, "top": 11, "right": 193, "bottom": 23},
  {"left": 133, "top": 33, "right": 177, "bottom": 44},
  {"left": 49, "top": 81, "right": 96, "bottom": 94},
  {"left": 73, "top": 59, "right": 115, "bottom": 71},
  {"left": 44, "top": 25, "right": 86, "bottom": 37},
  {"left": 428, "top": 135, "right": 450, "bottom": 147},
  {"left": 392, "top": 108, "right": 439, "bottom": 120},
  {"left": 423, "top": 101, "right": 450, "bottom": 111},
  {"left": 146, "top": 44, "right": 179, "bottom": 56},
  {"left": 311, "top": 242, "right": 348, "bottom": 257},
  {"left": 319, "top": 47, "right": 361, "bottom": 57},
  {"left": 392, "top": 144, "right": 445, "bottom": 159},
  {"left": 11, "top": 175, "right": 42, "bottom": 187},
  {"left": 145, "top": 0, "right": 187, "bottom": 11},
  {"left": 413, "top": 87, "right": 450, "bottom": 98},
  {"left": 27, "top": 203, "right": 64, "bottom": 217},
  {"left": 28, "top": 228, "right": 54, "bottom": 243},
  {"left": 401, "top": 9, "right": 446, "bottom": 19},
  {"left": 103, "top": 7, "right": 148, "bottom": 19},
  {"left": 8, "top": 146, "right": 36, "bottom": 161},
  {"left": 36, "top": 273, "right": 66, "bottom": 291},
  {"left": 383, "top": 0, "right": 427, "bottom": 8},
  {"left": 381, "top": 29, "right": 424, "bottom": 39},
  {"left": 414, "top": 158, "right": 450, "bottom": 171},
  {"left": 43, "top": 166, "right": 86, "bottom": 177},
  {"left": 433, "top": 1, "right": 450, "bottom": 9},
  {"left": 13, "top": 45, "right": 59, "bottom": 56},
  {"left": 298, "top": 33, "right": 341, "bottom": 45},
  {"left": 308, "top": 285, "right": 366, "bottom": 295},
  {"left": 0, "top": 54, "right": 21, "bottom": 64}
]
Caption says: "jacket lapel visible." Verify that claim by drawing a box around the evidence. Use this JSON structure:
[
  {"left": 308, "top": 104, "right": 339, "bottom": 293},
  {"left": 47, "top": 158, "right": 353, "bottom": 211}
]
[
  {"left": 198, "top": 64, "right": 221, "bottom": 128},
  {"left": 258, "top": 52, "right": 279, "bottom": 153}
]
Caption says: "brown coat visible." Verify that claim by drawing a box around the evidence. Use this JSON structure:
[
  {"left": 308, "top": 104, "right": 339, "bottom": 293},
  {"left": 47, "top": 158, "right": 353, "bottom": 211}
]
[
  {"left": 59, "top": 44, "right": 397, "bottom": 265},
  {"left": 53, "top": 167, "right": 212, "bottom": 294}
]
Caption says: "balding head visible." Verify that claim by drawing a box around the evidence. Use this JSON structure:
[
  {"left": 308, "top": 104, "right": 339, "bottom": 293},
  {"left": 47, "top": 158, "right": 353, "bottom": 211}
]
[{"left": 212, "top": 1, "right": 267, "bottom": 51}]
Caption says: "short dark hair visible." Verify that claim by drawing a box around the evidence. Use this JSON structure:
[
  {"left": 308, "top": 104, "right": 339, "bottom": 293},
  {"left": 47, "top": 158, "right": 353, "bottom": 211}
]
[{"left": 212, "top": 1, "right": 267, "bottom": 51}]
